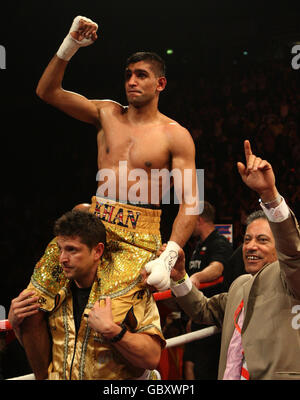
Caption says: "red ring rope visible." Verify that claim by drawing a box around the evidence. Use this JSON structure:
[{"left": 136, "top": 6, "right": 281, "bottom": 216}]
[
  {"left": 0, "top": 319, "right": 12, "bottom": 331},
  {"left": 0, "top": 277, "right": 223, "bottom": 335},
  {"left": 153, "top": 276, "right": 223, "bottom": 301}
]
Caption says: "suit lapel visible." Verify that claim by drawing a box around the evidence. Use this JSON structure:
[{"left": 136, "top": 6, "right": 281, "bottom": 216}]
[{"left": 241, "top": 262, "right": 272, "bottom": 332}]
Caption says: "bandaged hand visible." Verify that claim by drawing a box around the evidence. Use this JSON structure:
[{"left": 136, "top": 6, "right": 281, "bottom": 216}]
[
  {"left": 57, "top": 16, "right": 98, "bottom": 61},
  {"left": 145, "top": 241, "right": 181, "bottom": 291}
]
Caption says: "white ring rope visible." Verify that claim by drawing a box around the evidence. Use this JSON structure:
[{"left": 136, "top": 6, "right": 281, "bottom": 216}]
[
  {"left": 166, "top": 325, "right": 220, "bottom": 348},
  {"left": 7, "top": 373, "right": 35, "bottom": 380},
  {"left": 6, "top": 325, "right": 219, "bottom": 380}
]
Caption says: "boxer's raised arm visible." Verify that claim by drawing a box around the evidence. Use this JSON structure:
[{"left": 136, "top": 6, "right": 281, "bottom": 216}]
[{"left": 36, "top": 16, "right": 100, "bottom": 127}]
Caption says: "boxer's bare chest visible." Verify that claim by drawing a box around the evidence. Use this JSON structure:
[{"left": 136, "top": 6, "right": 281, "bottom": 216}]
[{"left": 97, "top": 113, "right": 171, "bottom": 173}]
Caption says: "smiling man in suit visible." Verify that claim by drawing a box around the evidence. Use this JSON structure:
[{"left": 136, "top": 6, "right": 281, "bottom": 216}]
[{"left": 170, "top": 140, "right": 300, "bottom": 380}]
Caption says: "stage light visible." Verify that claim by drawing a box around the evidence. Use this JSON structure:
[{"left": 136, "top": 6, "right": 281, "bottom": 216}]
[{"left": 166, "top": 49, "right": 174, "bottom": 55}]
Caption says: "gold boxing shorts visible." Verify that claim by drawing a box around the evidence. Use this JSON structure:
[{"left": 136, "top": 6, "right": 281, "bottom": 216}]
[{"left": 27, "top": 196, "right": 162, "bottom": 311}]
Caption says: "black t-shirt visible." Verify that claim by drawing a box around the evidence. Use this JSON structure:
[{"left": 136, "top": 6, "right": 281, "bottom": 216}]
[
  {"left": 183, "top": 229, "right": 233, "bottom": 375},
  {"left": 223, "top": 244, "right": 245, "bottom": 291},
  {"left": 71, "top": 281, "right": 92, "bottom": 333},
  {"left": 187, "top": 229, "right": 233, "bottom": 297}
]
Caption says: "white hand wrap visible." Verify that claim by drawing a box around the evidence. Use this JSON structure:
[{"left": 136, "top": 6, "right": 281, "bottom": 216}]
[
  {"left": 56, "top": 16, "right": 98, "bottom": 61},
  {"left": 145, "top": 241, "right": 180, "bottom": 291}
]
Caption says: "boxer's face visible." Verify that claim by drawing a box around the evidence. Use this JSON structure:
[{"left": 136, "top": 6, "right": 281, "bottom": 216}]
[
  {"left": 57, "top": 235, "right": 103, "bottom": 287},
  {"left": 242, "top": 218, "right": 277, "bottom": 275},
  {"left": 125, "top": 61, "right": 166, "bottom": 106}
]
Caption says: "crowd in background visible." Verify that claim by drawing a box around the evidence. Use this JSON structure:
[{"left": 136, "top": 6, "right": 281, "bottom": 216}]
[{"left": 164, "top": 58, "right": 300, "bottom": 245}]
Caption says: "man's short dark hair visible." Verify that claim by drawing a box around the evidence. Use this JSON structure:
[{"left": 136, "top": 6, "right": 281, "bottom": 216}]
[
  {"left": 200, "top": 201, "right": 216, "bottom": 223},
  {"left": 246, "top": 210, "right": 268, "bottom": 227},
  {"left": 54, "top": 210, "right": 106, "bottom": 250},
  {"left": 125, "top": 51, "right": 166, "bottom": 77}
]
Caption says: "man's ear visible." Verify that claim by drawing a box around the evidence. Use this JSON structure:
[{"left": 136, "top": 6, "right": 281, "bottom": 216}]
[
  {"left": 94, "top": 242, "right": 105, "bottom": 260},
  {"left": 157, "top": 76, "right": 167, "bottom": 92},
  {"left": 198, "top": 216, "right": 205, "bottom": 225}
]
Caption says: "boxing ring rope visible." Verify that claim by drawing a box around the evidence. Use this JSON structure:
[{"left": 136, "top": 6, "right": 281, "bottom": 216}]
[
  {"left": 0, "top": 319, "right": 12, "bottom": 331},
  {"left": 166, "top": 325, "right": 220, "bottom": 348},
  {"left": 2, "top": 277, "right": 223, "bottom": 380},
  {"left": 5, "top": 325, "right": 220, "bottom": 380},
  {"left": 1, "top": 277, "right": 223, "bottom": 335},
  {"left": 155, "top": 277, "right": 222, "bottom": 363},
  {"left": 153, "top": 276, "right": 223, "bottom": 301},
  {"left": 7, "top": 373, "right": 36, "bottom": 380}
]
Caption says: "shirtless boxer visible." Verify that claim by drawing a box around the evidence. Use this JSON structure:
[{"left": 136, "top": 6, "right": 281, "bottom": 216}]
[
  {"left": 34, "top": 15, "right": 199, "bottom": 289},
  {"left": 16, "top": 16, "right": 198, "bottom": 379}
]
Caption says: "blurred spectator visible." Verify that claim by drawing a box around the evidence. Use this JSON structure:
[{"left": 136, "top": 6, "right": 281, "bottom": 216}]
[{"left": 183, "top": 201, "right": 233, "bottom": 380}]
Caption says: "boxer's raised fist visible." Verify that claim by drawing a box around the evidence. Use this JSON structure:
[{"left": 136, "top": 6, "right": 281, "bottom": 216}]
[
  {"left": 69, "top": 16, "right": 98, "bottom": 45},
  {"left": 57, "top": 16, "right": 99, "bottom": 61}
]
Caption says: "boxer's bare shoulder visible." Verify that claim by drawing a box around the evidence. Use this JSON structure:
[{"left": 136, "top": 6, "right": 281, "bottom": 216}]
[
  {"left": 158, "top": 116, "right": 196, "bottom": 173},
  {"left": 162, "top": 116, "right": 194, "bottom": 150},
  {"left": 91, "top": 99, "right": 123, "bottom": 110},
  {"left": 91, "top": 99, "right": 126, "bottom": 117},
  {"left": 91, "top": 99, "right": 128, "bottom": 129}
]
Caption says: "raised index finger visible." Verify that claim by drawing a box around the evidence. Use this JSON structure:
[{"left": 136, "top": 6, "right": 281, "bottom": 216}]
[{"left": 244, "top": 140, "right": 252, "bottom": 163}]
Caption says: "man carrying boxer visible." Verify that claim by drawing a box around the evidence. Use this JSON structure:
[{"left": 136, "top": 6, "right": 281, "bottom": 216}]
[
  {"left": 18, "top": 16, "right": 198, "bottom": 379},
  {"left": 10, "top": 210, "right": 165, "bottom": 380}
]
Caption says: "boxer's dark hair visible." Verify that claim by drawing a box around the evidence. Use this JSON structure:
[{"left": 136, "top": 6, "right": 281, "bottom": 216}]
[
  {"left": 125, "top": 51, "right": 166, "bottom": 77},
  {"left": 54, "top": 210, "right": 106, "bottom": 250}
]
